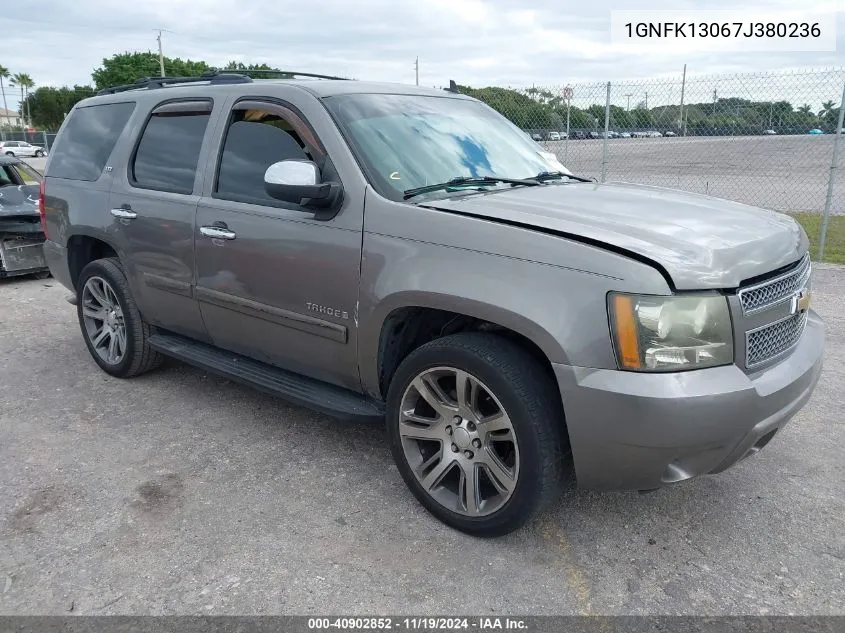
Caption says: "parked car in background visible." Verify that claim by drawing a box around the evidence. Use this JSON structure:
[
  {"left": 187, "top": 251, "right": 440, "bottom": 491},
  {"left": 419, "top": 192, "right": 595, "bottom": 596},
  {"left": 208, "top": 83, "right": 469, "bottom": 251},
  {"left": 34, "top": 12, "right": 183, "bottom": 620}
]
[
  {"left": 570, "top": 130, "right": 587, "bottom": 140},
  {"left": 631, "top": 131, "right": 649, "bottom": 138},
  {"left": 0, "top": 140, "right": 48, "bottom": 158},
  {"left": 619, "top": 132, "right": 631, "bottom": 138},
  {"left": 808, "top": 129, "right": 824, "bottom": 135},
  {"left": 531, "top": 133, "right": 543, "bottom": 141},
  {"left": 664, "top": 131, "right": 677, "bottom": 137},
  {"left": 0, "top": 155, "right": 49, "bottom": 278},
  {"left": 547, "top": 131, "right": 561, "bottom": 141},
  {"left": 763, "top": 129, "right": 777, "bottom": 135},
  {"left": 607, "top": 131, "right": 620, "bottom": 139}
]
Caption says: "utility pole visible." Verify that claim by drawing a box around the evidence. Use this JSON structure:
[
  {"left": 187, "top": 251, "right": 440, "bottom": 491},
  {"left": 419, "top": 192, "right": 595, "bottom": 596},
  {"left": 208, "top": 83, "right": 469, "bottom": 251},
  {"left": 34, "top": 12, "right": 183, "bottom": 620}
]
[
  {"left": 624, "top": 93, "right": 633, "bottom": 111},
  {"left": 679, "top": 63, "right": 686, "bottom": 135},
  {"left": 155, "top": 29, "right": 167, "bottom": 77},
  {"left": 644, "top": 91, "right": 648, "bottom": 110},
  {"left": 414, "top": 57, "right": 419, "bottom": 86}
]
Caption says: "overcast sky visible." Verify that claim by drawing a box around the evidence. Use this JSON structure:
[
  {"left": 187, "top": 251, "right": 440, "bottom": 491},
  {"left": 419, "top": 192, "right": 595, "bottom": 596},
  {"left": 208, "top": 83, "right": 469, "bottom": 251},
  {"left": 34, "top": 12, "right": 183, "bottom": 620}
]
[{"left": 1, "top": 0, "right": 843, "bottom": 110}]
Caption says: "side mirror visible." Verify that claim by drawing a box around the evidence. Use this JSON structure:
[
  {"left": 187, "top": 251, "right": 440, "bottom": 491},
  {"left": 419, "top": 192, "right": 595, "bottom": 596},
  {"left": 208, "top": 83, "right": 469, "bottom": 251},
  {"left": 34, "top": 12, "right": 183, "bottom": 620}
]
[{"left": 264, "top": 159, "right": 341, "bottom": 209}]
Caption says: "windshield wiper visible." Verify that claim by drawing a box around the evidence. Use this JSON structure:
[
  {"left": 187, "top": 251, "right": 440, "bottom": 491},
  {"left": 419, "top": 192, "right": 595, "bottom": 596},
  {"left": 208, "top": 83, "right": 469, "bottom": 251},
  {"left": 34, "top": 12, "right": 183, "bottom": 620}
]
[
  {"left": 403, "top": 176, "right": 540, "bottom": 200},
  {"left": 534, "top": 170, "right": 595, "bottom": 183}
]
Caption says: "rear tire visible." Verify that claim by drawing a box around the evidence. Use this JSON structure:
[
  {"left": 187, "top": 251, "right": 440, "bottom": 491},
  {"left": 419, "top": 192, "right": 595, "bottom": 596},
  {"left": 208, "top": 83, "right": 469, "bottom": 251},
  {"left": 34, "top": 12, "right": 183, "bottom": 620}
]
[
  {"left": 4, "top": 151, "right": 13, "bottom": 156},
  {"left": 386, "top": 332, "right": 566, "bottom": 537},
  {"left": 76, "top": 257, "right": 163, "bottom": 378}
]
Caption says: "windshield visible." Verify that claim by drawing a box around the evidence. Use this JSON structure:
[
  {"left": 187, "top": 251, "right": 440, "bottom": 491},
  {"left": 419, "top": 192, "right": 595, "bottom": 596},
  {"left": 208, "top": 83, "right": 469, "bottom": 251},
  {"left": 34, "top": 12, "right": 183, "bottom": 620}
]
[
  {"left": 324, "top": 93, "right": 564, "bottom": 201},
  {"left": 14, "top": 161, "right": 42, "bottom": 184}
]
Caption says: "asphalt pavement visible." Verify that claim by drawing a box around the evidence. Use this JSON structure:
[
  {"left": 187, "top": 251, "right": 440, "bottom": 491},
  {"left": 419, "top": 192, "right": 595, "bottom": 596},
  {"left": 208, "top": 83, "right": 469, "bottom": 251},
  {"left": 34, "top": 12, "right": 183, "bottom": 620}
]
[{"left": 0, "top": 268, "right": 843, "bottom": 615}]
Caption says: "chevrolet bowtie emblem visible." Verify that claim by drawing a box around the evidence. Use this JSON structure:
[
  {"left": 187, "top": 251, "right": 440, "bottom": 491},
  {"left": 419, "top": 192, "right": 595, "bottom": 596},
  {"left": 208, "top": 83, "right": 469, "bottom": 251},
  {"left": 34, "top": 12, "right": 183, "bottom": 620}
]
[{"left": 791, "top": 289, "right": 811, "bottom": 315}]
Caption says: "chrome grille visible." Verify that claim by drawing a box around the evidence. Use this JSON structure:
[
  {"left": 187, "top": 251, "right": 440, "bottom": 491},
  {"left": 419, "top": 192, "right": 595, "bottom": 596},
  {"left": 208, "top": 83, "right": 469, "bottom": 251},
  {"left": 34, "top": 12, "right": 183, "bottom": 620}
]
[
  {"left": 738, "top": 254, "right": 810, "bottom": 315},
  {"left": 746, "top": 312, "right": 807, "bottom": 368}
]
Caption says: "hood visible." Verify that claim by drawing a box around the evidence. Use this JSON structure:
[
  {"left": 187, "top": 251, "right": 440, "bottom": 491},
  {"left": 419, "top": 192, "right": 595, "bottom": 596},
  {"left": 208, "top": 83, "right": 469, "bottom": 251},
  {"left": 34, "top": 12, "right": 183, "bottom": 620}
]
[
  {"left": 0, "top": 184, "right": 40, "bottom": 218},
  {"left": 423, "top": 181, "right": 807, "bottom": 289}
]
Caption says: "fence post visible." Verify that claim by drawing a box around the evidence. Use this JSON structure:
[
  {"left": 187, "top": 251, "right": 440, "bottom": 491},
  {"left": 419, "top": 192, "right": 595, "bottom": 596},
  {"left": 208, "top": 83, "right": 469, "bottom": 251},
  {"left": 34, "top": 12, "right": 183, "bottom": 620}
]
[
  {"left": 41, "top": 130, "right": 48, "bottom": 151},
  {"left": 564, "top": 97, "right": 571, "bottom": 165},
  {"left": 601, "top": 81, "right": 611, "bottom": 183},
  {"left": 818, "top": 80, "right": 845, "bottom": 262}
]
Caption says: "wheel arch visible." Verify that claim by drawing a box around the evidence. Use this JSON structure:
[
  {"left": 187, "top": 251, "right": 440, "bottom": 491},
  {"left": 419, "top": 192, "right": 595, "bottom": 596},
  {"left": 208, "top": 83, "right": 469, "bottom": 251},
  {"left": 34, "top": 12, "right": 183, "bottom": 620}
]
[
  {"left": 365, "top": 292, "right": 569, "bottom": 401},
  {"left": 66, "top": 231, "right": 123, "bottom": 291}
]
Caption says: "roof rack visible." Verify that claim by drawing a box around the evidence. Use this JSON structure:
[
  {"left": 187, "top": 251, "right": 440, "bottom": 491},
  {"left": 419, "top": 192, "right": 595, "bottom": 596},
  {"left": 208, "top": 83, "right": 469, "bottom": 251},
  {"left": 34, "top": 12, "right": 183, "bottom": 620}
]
[
  {"left": 236, "top": 69, "right": 350, "bottom": 80},
  {"left": 97, "top": 71, "right": 253, "bottom": 95}
]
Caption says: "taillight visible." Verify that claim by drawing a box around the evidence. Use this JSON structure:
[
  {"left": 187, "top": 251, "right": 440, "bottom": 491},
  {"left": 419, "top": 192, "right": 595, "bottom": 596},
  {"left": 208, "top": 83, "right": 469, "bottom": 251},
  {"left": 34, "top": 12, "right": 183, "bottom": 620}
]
[{"left": 39, "top": 179, "right": 47, "bottom": 237}]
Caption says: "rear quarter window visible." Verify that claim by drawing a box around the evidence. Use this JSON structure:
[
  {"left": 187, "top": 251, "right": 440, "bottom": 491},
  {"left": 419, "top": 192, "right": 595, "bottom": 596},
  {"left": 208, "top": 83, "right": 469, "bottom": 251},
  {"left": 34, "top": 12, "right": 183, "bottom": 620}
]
[{"left": 47, "top": 102, "right": 135, "bottom": 181}]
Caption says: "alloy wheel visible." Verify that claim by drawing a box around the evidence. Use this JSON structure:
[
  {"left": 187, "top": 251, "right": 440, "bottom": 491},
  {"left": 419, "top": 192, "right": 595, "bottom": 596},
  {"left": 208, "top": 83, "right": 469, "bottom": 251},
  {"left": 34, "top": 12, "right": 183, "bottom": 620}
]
[
  {"left": 81, "top": 276, "right": 127, "bottom": 365},
  {"left": 398, "top": 366, "right": 520, "bottom": 517}
]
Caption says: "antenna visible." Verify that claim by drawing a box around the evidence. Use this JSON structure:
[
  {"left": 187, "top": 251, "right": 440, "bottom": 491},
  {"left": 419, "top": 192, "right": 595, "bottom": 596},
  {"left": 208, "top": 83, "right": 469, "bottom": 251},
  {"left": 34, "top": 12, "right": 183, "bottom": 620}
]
[{"left": 414, "top": 57, "right": 419, "bottom": 86}]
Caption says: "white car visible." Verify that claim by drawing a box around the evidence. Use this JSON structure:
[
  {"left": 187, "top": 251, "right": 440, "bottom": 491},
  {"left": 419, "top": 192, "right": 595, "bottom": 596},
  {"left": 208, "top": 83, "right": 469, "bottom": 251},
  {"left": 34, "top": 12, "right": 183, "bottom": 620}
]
[
  {"left": 0, "top": 141, "right": 48, "bottom": 158},
  {"left": 548, "top": 132, "right": 561, "bottom": 141}
]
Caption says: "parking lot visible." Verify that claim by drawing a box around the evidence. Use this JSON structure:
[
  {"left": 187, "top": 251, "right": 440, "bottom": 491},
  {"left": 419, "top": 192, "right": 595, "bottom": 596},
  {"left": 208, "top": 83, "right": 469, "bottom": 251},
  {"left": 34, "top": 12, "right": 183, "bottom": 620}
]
[
  {"left": 1, "top": 267, "right": 843, "bottom": 615},
  {"left": 545, "top": 134, "right": 843, "bottom": 214}
]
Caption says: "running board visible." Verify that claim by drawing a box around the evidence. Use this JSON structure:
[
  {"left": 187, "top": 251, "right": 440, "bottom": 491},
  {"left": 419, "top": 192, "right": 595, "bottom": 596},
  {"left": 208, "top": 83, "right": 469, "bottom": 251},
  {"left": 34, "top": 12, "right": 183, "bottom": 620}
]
[{"left": 148, "top": 332, "right": 385, "bottom": 422}]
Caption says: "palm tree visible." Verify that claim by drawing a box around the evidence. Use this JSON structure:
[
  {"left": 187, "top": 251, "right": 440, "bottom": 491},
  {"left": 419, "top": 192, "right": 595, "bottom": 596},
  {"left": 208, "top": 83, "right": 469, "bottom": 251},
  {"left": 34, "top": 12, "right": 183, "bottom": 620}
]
[
  {"left": 0, "top": 65, "right": 9, "bottom": 129},
  {"left": 10, "top": 73, "right": 34, "bottom": 128},
  {"left": 797, "top": 104, "right": 813, "bottom": 115},
  {"left": 819, "top": 100, "right": 835, "bottom": 118}
]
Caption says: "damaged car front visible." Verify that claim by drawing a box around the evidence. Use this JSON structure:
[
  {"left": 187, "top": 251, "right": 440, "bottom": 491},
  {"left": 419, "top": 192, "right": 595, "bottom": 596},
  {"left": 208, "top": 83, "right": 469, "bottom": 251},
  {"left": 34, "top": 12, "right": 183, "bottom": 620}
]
[{"left": 0, "top": 156, "right": 49, "bottom": 279}]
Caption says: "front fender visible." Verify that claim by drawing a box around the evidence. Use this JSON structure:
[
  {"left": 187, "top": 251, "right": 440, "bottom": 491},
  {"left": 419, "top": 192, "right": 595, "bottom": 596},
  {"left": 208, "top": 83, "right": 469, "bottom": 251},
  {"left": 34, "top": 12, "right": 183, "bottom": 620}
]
[{"left": 357, "top": 231, "right": 642, "bottom": 399}]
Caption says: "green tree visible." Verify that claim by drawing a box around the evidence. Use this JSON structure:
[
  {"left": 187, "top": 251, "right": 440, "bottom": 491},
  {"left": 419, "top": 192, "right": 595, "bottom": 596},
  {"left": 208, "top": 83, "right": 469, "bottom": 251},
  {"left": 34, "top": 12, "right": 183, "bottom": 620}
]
[
  {"left": 222, "top": 61, "right": 293, "bottom": 79},
  {"left": 10, "top": 72, "right": 34, "bottom": 127},
  {"left": 24, "top": 85, "right": 96, "bottom": 129},
  {"left": 819, "top": 103, "right": 841, "bottom": 131},
  {"left": 819, "top": 100, "right": 835, "bottom": 118},
  {"left": 92, "top": 52, "right": 212, "bottom": 90},
  {"left": 455, "top": 85, "right": 558, "bottom": 128},
  {"left": 0, "top": 64, "right": 10, "bottom": 127}
]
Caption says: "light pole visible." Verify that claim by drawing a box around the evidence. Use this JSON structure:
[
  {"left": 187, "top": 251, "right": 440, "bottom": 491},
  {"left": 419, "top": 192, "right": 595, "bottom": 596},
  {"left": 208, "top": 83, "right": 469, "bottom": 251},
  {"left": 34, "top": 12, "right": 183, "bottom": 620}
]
[{"left": 625, "top": 93, "right": 632, "bottom": 111}]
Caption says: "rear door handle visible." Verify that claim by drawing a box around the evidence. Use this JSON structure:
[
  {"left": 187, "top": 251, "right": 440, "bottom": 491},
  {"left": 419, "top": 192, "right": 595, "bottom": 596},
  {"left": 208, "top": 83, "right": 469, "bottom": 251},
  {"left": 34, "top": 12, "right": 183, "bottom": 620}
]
[
  {"left": 200, "top": 225, "right": 237, "bottom": 240},
  {"left": 110, "top": 206, "right": 137, "bottom": 219}
]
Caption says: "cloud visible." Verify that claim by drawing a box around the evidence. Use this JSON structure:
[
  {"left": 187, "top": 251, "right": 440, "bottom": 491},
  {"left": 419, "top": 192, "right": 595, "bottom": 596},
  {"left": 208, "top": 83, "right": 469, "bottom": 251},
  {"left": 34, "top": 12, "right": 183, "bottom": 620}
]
[{"left": 1, "top": 0, "right": 842, "bottom": 111}]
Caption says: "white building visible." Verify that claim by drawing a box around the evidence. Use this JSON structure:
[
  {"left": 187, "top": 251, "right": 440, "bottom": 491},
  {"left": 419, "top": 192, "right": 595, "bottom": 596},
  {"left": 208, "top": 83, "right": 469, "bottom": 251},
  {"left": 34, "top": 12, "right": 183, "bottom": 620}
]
[{"left": 0, "top": 107, "right": 24, "bottom": 128}]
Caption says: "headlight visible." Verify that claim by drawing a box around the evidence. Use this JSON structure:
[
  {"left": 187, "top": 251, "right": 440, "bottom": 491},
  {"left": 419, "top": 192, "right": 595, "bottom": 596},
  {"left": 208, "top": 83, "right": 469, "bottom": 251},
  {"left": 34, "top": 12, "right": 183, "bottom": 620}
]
[{"left": 608, "top": 292, "right": 733, "bottom": 372}]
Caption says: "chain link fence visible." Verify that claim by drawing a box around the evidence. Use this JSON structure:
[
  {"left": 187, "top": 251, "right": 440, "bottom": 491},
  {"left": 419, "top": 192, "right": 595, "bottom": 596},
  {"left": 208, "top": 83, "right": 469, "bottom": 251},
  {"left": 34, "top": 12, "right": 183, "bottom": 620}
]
[
  {"left": 0, "top": 129, "right": 56, "bottom": 151},
  {"left": 460, "top": 68, "right": 845, "bottom": 257},
  {"left": 3, "top": 68, "right": 844, "bottom": 255}
]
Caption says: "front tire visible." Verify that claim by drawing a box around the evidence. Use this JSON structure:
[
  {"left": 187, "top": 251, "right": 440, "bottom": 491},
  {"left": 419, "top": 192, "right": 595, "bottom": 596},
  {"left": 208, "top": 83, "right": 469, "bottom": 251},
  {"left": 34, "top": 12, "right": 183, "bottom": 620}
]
[
  {"left": 4, "top": 151, "right": 13, "bottom": 156},
  {"left": 76, "top": 257, "right": 163, "bottom": 378},
  {"left": 34, "top": 150, "right": 44, "bottom": 157},
  {"left": 386, "top": 332, "right": 567, "bottom": 537}
]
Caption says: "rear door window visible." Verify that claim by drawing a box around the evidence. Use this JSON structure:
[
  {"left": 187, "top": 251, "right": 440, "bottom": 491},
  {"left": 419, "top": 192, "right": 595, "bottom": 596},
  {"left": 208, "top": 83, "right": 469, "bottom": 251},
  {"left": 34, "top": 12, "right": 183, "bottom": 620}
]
[
  {"left": 47, "top": 102, "right": 135, "bottom": 181},
  {"left": 130, "top": 100, "right": 212, "bottom": 194}
]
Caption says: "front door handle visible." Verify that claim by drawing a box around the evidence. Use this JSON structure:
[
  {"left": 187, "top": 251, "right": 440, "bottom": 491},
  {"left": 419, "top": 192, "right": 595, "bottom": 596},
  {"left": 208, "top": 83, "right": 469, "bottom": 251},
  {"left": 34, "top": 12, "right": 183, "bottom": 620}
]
[
  {"left": 200, "top": 225, "right": 237, "bottom": 240},
  {"left": 110, "top": 205, "right": 137, "bottom": 219}
]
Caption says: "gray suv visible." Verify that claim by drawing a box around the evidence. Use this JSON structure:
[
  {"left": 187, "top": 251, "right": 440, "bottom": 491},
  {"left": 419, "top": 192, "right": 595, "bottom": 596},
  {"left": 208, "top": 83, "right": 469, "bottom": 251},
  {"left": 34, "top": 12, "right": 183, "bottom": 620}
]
[{"left": 40, "top": 72, "right": 824, "bottom": 536}]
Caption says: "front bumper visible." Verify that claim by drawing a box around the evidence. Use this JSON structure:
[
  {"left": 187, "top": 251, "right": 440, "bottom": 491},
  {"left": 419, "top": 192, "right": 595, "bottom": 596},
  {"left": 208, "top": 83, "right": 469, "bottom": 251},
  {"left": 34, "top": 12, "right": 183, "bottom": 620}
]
[{"left": 554, "top": 310, "right": 824, "bottom": 490}]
